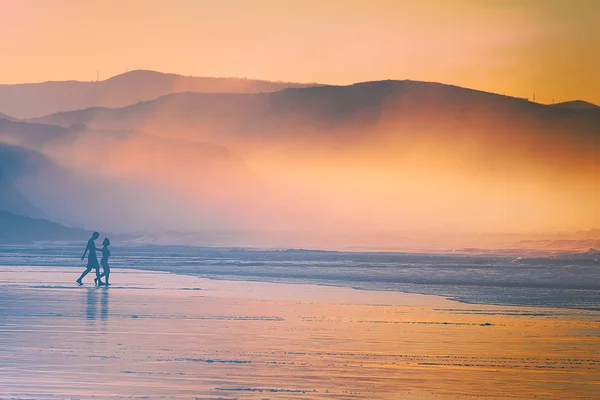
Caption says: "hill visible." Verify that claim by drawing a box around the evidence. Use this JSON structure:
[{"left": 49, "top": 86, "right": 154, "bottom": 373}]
[
  {"left": 0, "top": 143, "right": 49, "bottom": 218},
  {"left": 0, "top": 70, "right": 321, "bottom": 119},
  {"left": 32, "top": 80, "right": 533, "bottom": 126},
  {"left": 0, "top": 209, "right": 90, "bottom": 243},
  {"left": 31, "top": 79, "right": 600, "bottom": 146},
  {"left": 552, "top": 100, "right": 599, "bottom": 110},
  {"left": 0, "top": 112, "right": 18, "bottom": 121},
  {"left": 0, "top": 118, "right": 73, "bottom": 148}
]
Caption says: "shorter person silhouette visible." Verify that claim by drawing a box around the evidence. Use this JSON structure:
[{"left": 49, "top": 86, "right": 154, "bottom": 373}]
[
  {"left": 77, "top": 232, "right": 104, "bottom": 286},
  {"left": 97, "top": 238, "right": 112, "bottom": 286}
]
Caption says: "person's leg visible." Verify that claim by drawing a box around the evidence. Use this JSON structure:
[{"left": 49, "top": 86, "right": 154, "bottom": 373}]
[
  {"left": 77, "top": 268, "right": 92, "bottom": 284},
  {"left": 99, "top": 262, "right": 110, "bottom": 285},
  {"left": 98, "top": 265, "right": 107, "bottom": 279},
  {"left": 94, "top": 264, "right": 104, "bottom": 286}
]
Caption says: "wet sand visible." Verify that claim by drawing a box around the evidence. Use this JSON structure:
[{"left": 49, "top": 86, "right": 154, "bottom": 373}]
[{"left": 1, "top": 266, "right": 598, "bottom": 399}]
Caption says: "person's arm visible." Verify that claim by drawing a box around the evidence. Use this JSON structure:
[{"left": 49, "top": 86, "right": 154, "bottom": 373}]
[{"left": 81, "top": 243, "right": 89, "bottom": 260}]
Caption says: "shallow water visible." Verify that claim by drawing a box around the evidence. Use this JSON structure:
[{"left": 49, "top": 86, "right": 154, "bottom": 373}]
[
  {"left": 1, "top": 244, "right": 598, "bottom": 309},
  {"left": 1, "top": 266, "right": 598, "bottom": 399}
]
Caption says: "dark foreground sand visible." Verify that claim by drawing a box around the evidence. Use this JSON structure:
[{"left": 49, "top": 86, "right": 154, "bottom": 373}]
[{"left": 0, "top": 267, "right": 598, "bottom": 399}]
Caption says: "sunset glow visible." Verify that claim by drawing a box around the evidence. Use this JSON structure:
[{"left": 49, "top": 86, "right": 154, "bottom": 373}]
[
  {"left": 1, "top": 0, "right": 599, "bottom": 105},
  {"left": 1, "top": 3, "right": 599, "bottom": 400}
]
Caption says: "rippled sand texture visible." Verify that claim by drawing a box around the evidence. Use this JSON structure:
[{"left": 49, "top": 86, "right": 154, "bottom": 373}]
[{"left": 1, "top": 267, "right": 598, "bottom": 399}]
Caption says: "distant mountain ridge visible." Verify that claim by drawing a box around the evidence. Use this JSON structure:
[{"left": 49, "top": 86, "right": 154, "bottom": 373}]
[
  {"left": 0, "top": 70, "right": 321, "bottom": 119},
  {"left": 2, "top": 70, "right": 597, "bottom": 121},
  {"left": 0, "top": 112, "right": 17, "bottom": 121},
  {"left": 0, "top": 209, "right": 90, "bottom": 243},
  {"left": 0, "top": 118, "right": 72, "bottom": 148},
  {"left": 30, "top": 79, "right": 600, "bottom": 141},
  {"left": 552, "top": 100, "right": 599, "bottom": 110},
  {"left": 33, "top": 79, "right": 534, "bottom": 125},
  {"left": 0, "top": 143, "right": 49, "bottom": 218}
]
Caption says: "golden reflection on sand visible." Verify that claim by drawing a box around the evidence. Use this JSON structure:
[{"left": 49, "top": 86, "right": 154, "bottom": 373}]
[{"left": 0, "top": 267, "right": 598, "bottom": 399}]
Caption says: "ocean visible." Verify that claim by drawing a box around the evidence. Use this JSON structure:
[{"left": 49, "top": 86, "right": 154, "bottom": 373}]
[{"left": 0, "top": 243, "right": 598, "bottom": 310}]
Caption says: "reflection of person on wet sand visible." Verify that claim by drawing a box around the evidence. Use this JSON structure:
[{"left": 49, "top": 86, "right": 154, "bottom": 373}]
[
  {"left": 86, "top": 287, "right": 98, "bottom": 320},
  {"left": 98, "top": 238, "right": 112, "bottom": 286},
  {"left": 76, "top": 232, "right": 104, "bottom": 286}
]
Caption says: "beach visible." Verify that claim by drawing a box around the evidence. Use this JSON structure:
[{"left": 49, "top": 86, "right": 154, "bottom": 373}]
[{"left": 1, "top": 266, "right": 598, "bottom": 399}]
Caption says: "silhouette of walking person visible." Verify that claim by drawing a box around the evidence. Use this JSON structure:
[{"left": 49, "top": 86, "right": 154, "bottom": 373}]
[
  {"left": 97, "top": 238, "right": 112, "bottom": 286},
  {"left": 77, "top": 232, "right": 104, "bottom": 286}
]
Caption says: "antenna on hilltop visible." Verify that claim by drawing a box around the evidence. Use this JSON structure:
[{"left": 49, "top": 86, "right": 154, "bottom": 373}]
[
  {"left": 96, "top": 70, "right": 99, "bottom": 82},
  {"left": 533, "top": 93, "right": 536, "bottom": 102}
]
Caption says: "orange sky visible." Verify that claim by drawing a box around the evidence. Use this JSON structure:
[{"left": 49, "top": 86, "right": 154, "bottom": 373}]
[{"left": 1, "top": 0, "right": 599, "bottom": 105}]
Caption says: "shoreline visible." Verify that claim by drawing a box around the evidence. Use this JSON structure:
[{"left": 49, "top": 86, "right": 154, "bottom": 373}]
[
  {"left": 4, "top": 263, "right": 600, "bottom": 312},
  {"left": 4, "top": 264, "right": 598, "bottom": 316}
]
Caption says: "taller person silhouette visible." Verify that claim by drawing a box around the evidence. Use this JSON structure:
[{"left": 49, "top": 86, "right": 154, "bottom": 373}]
[{"left": 76, "top": 232, "right": 104, "bottom": 286}]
